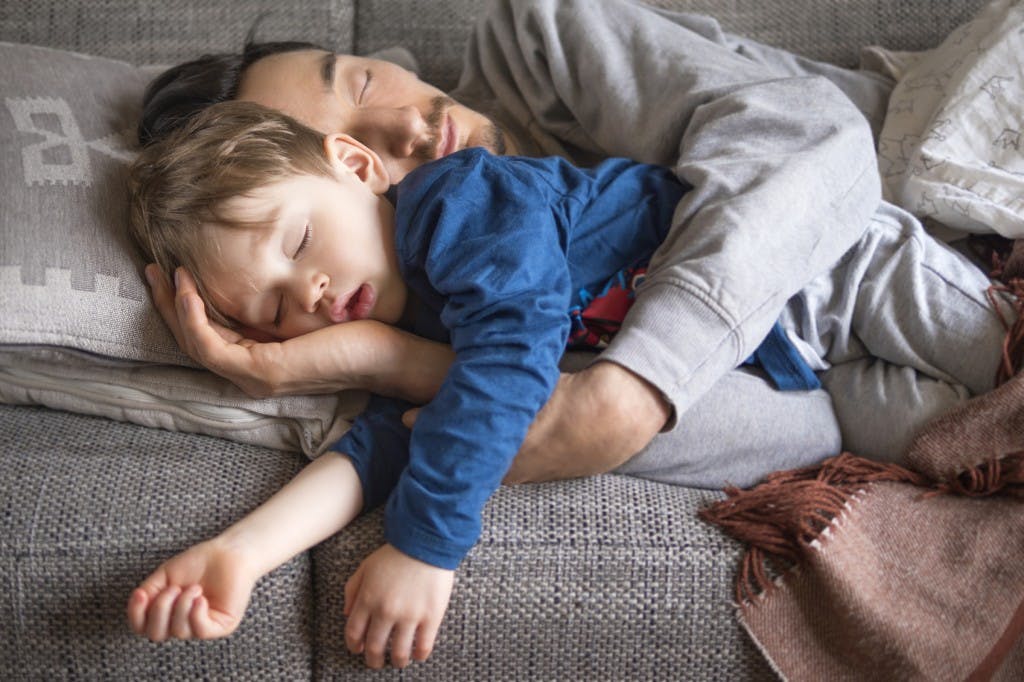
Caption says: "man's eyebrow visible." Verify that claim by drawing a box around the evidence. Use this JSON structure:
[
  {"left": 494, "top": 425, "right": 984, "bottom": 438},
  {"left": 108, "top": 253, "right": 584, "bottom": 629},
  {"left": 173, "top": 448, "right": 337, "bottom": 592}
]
[{"left": 319, "top": 51, "right": 337, "bottom": 91}]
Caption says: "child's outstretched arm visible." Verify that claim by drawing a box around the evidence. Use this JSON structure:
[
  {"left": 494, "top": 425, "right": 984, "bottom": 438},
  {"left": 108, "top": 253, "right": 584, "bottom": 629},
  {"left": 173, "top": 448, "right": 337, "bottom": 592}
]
[{"left": 127, "top": 452, "right": 363, "bottom": 641}]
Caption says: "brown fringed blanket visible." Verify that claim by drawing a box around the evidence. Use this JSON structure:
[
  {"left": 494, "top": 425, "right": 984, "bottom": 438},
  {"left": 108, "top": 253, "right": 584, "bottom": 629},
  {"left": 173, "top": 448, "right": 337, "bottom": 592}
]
[{"left": 702, "top": 254, "right": 1024, "bottom": 680}]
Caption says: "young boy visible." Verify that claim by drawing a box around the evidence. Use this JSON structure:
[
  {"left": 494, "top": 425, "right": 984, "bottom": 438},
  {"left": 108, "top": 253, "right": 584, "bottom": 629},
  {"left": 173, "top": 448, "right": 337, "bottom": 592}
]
[{"left": 124, "top": 101, "right": 1012, "bottom": 668}]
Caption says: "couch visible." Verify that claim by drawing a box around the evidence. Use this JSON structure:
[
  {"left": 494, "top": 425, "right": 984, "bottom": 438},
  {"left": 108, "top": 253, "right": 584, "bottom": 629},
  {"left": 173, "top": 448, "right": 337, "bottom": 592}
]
[{"left": 0, "top": 0, "right": 987, "bottom": 679}]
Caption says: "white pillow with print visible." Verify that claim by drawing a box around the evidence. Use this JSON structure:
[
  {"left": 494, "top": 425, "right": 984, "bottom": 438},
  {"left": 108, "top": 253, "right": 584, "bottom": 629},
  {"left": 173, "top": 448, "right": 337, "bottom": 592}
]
[{"left": 877, "top": 0, "right": 1024, "bottom": 237}]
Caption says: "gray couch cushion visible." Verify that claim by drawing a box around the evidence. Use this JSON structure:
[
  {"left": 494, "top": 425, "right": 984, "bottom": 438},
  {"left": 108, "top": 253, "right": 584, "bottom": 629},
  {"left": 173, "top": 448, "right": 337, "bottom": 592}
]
[
  {"left": 0, "top": 0, "right": 356, "bottom": 63},
  {"left": 0, "top": 405, "right": 312, "bottom": 679},
  {"left": 312, "top": 476, "right": 774, "bottom": 679},
  {"left": 354, "top": 0, "right": 991, "bottom": 92}
]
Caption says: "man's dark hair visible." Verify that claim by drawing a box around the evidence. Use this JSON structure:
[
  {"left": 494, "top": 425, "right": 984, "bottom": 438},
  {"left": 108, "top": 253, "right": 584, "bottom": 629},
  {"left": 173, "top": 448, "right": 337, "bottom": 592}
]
[{"left": 137, "top": 26, "right": 327, "bottom": 146}]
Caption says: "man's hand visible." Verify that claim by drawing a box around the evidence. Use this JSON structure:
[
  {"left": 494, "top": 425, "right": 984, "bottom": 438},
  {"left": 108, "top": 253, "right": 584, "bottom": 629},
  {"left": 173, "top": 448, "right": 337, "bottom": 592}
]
[
  {"left": 145, "top": 265, "right": 452, "bottom": 401},
  {"left": 507, "top": 362, "right": 671, "bottom": 482},
  {"left": 343, "top": 544, "right": 454, "bottom": 669},
  {"left": 404, "top": 361, "right": 671, "bottom": 483}
]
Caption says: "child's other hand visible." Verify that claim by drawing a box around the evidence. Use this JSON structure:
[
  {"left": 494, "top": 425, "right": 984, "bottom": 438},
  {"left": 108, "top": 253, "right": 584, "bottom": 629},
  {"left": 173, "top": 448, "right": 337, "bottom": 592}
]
[
  {"left": 343, "top": 543, "right": 454, "bottom": 669},
  {"left": 127, "top": 538, "right": 257, "bottom": 641}
]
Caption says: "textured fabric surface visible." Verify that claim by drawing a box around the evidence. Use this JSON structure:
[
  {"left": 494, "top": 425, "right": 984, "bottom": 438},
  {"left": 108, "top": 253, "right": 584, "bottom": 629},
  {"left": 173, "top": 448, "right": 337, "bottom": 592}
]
[
  {"left": 741, "top": 483, "right": 1024, "bottom": 680},
  {"left": 0, "top": 0, "right": 356, "bottom": 64},
  {"left": 312, "top": 476, "right": 774, "bottom": 680},
  {"left": 0, "top": 405, "right": 312, "bottom": 680},
  {"left": 0, "top": 1, "right": 988, "bottom": 88}
]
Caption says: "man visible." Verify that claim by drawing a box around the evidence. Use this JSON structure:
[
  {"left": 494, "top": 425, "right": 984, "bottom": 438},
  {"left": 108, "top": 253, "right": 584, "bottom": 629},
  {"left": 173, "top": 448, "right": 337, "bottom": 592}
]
[{"left": 141, "top": 0, "right": 896, "bottom": 497}]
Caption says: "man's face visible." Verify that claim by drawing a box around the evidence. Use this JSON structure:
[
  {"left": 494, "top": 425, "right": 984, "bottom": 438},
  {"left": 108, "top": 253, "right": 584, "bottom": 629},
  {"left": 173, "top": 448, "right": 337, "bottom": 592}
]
[
  {"left": 199, "top": 149, "right": 408, "bottom": 341},
  {"left": 236, "top": 50, "right": 509, "bottom": 182}
]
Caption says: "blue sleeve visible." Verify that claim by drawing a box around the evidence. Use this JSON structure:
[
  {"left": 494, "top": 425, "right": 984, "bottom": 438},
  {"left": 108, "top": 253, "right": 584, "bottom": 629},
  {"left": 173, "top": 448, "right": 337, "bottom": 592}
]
[
  {"left": 331, "top": 395, "right": 412, "bottom": 512},
  {"left": 386, "top": 152, "right": 571, "bottom": 569}
]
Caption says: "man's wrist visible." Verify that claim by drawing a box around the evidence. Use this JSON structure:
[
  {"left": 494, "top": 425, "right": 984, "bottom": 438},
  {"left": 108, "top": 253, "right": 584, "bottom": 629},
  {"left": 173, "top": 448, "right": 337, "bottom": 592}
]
[{"left": 587, "top": 360, "right": 672, "bottom": 435}]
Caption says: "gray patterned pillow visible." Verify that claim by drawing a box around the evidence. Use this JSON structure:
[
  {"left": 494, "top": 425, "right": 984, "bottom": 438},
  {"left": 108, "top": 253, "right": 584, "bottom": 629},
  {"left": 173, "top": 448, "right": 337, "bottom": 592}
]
[{"left": 0, "top": 41, "right": 365, "bottom": 455}]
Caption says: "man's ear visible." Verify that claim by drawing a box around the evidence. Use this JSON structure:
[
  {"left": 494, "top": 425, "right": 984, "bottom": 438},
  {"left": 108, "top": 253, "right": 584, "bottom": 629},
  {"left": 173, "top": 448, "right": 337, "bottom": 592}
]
[{"left": 322, "top": 133, "right": 390, "bottom": 193}]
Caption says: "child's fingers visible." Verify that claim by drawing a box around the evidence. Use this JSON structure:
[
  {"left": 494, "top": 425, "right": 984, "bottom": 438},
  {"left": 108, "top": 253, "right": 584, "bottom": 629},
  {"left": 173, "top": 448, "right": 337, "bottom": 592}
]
[
  {"left": 126, "top": 588, "right": 150, "bottom": 634},
  {"left": 413, "top": 618, "right": 441, "bottom": 662},
  {"left": 344, "top": 601, "right": 369, "bottom": 654},
  {"left": 145, "top": 586, "right": 182, "bottom": 642},
  {"left": 169, "top": 585, "right": 201, "bottom": 639},
  {"left": 343, "top": 568, "right": 364, "bottom": 618},
  {"left": 362, "top": 616, "right": 394, "bottom": 670},
  {"left": 189, "top": 595, "right": 218, "bottom": 639},
  {"left": 388, "top": 622, "right": 417, "bottom": 669}
]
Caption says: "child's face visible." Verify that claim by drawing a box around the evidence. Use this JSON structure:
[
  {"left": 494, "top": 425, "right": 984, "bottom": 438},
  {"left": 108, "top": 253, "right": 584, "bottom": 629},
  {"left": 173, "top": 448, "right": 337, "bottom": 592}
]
[{"left": 199, "top": 136, "right": 408, "bottom": 340}]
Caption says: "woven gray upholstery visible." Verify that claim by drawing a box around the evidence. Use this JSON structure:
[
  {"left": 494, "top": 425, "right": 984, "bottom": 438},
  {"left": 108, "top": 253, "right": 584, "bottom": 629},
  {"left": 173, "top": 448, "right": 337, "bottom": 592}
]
[
  {"left": 312, "top": 478, "right": 772, "bottom": 679},
  {"left": 0, "top": 1, "right": 988, "bottom": 87},
  {"left": 0, "top": 0, "right": 356, "bottom": 63},
  {"left": 0, "top": 405, "right": 312, "bottom": 680},
  {"left": 642, "top": 0, "right": 988, "bottom": 65}
]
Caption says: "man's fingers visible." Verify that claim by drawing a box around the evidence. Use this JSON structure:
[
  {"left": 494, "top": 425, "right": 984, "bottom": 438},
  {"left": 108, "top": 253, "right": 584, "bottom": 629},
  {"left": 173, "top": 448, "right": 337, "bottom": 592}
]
[
  {"left": 144, "top": 264, "right": 186, "bottom": 347},
  {"left": 401, "top": 408, "right": 421, "bottom": 429}
]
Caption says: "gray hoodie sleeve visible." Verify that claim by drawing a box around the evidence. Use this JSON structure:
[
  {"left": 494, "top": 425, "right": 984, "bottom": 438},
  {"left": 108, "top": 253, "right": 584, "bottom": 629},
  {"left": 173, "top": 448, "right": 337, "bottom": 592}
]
[{"left": 452, "top": 0, "right": 881, "bottom": 423}]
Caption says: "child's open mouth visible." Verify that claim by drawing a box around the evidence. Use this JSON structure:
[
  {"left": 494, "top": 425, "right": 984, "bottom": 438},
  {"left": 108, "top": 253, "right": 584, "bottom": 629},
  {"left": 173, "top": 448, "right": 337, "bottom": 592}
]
[{"left": 330, "top": 284, "right": 376, "bottom": 323}]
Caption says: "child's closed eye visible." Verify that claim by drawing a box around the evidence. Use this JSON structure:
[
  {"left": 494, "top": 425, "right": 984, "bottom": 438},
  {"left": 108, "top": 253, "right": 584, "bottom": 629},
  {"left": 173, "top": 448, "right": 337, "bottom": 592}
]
[{"left": 294, "top": 224, "right": 312, "bottom": 258}]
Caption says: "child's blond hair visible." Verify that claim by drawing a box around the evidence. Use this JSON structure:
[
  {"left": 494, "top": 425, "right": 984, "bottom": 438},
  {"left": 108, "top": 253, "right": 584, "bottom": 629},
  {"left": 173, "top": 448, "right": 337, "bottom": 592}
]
[{"left": 127, "top": 100, "right": 334, "bottom": 327}]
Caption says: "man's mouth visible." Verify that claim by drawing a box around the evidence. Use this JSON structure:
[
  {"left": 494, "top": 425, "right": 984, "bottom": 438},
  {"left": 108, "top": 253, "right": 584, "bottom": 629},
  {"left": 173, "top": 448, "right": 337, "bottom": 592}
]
[{"left": 328, "top": 284, "right": 376, "bottom": 323}]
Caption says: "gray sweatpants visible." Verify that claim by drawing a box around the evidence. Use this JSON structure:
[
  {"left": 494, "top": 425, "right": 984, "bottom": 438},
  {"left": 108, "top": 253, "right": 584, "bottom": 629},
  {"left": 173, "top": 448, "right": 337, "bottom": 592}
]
[
  {"left": 781, "top": 201, "right": 1010, "bottom": 462},
  {"left": 616, "top": 202, "right": 1011, "bottom": 488}
]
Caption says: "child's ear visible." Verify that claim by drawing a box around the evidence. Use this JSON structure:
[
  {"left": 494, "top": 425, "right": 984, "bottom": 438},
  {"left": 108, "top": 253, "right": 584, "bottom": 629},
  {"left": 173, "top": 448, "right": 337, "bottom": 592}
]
[{"left": 322, "top": 133, "right": 390, "bottom": 193}]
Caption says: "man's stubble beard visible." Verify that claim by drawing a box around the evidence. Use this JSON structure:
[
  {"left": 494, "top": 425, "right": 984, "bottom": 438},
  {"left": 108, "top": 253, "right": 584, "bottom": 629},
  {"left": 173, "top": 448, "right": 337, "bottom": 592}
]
[{"left": 419, "top": 95, "right": 507, "bottom": 160}]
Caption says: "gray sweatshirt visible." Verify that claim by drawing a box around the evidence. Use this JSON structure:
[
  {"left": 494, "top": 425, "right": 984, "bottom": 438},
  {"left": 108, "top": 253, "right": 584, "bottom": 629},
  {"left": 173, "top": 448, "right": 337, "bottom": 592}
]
[{"left": 451, "top": 0, "right": 885, "bottom": 424}]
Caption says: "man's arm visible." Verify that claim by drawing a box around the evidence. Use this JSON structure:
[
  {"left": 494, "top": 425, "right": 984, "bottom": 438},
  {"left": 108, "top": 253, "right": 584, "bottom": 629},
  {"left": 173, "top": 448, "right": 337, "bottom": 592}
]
[{"left": 456, "top": 0, "right": 879, "bottom": 425}]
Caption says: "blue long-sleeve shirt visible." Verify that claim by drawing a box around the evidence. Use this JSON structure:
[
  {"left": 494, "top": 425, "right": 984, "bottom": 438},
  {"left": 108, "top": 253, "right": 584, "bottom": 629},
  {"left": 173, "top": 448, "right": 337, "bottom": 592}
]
[{"left": 333, "top": 148, "right": 817, "bottom": 569}]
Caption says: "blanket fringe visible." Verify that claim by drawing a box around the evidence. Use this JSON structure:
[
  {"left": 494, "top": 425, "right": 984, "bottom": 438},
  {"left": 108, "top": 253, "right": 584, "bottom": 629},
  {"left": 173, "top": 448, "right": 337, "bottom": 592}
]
[
  {"left": 700, "top": 452, "right": 1024, "bottom": 604},
  {"left": 934, "top": 454, "right": 1024, "bottom": 498}
]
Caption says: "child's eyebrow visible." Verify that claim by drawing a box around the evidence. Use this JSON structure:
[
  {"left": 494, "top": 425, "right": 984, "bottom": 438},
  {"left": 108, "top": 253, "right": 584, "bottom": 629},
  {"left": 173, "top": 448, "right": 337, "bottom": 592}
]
[{"left": 319, "top": 51, "right": 337, "bottom": 91}]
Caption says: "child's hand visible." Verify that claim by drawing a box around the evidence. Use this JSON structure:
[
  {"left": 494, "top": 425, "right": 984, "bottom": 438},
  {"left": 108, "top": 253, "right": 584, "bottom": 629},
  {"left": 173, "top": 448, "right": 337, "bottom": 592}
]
[
  {"left": 344, "top": 543, "right": 455, "bottom": 669},
  {"left": 127, "top": 538, "right": 258, "bottom": 641}
]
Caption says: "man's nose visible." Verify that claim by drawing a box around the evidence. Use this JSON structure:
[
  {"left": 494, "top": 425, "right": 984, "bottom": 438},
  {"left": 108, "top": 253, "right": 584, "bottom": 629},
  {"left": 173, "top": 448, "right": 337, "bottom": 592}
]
[{"left": 361, "top": 105, "right": 428, "bottom": 158}]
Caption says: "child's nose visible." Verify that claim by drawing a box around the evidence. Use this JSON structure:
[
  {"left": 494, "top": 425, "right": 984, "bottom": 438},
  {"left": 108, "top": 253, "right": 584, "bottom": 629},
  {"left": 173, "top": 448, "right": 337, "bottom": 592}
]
[{"left": 304, "top": 274, "right": 329, "bottom": 313}]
